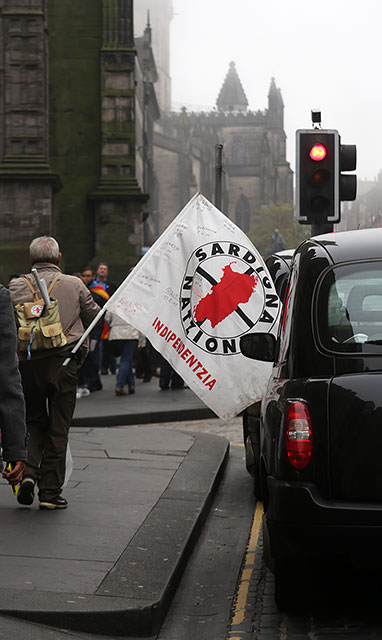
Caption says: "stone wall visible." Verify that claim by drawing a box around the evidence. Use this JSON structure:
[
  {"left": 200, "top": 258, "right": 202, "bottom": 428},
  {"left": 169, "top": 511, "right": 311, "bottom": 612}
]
[
  {"left": 153, "top": 145, "right": 183, "bottom": 234},
  {"left": 47, "top": 0, "right": 102, "bottom": 272},
  {"left": 0, "top": 0, "right": 147, "bottom": 283},
  {"left": 0, "top": 181, "right": 52, "bottom": 281},
  {"left": 0, "top": 0, "right": 58, "bottom": 284}
]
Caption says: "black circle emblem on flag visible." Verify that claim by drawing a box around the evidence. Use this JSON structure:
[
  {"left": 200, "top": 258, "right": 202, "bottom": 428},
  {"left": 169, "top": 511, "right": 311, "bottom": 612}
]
[{"left": 180, "top": 242, "right": 280, "bottom": 356}]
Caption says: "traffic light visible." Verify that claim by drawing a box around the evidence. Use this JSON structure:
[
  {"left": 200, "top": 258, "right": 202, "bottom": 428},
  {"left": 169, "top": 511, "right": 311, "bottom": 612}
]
[
  {"left": 340, "top": 143, "right": 357, "bottom": 202},
  {"left": 296, "top": 129, "right": 357, "bottom": 225},
  {"left": 296, "top": 129, "right": 339, "bottom": 224}
]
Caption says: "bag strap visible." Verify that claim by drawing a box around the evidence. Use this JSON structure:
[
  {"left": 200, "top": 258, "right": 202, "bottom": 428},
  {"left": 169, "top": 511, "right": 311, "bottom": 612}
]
[
  {"left": 23, "top": 277, "right": 40, "bottom": 301},
  {"left": 48, "top": 274, "right": 61, "bottom": 294},
  {"left": 23, "top": 273, "right": 61, "bottom": 300}
]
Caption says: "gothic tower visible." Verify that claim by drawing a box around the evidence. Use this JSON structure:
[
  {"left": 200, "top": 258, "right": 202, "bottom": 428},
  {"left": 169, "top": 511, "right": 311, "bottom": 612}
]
[
  {"left": 267, "top": 76, "right": 284, "bottom": 129},
  {"left": 89, "top": 0, "right": 148, "bottom": 281},
  {"left": 134, "top": 0, "right": 173, "bottom": 112},
  {"left": 216, "top": 61, "right": 248, "bottom": 114}
]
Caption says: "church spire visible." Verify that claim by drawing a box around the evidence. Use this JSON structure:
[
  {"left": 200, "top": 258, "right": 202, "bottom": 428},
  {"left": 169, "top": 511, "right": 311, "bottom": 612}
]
[
  {"left": 144, "top": 10, "right": 152, "bottom": 44},
  {"left": 216, "top": 61, "right": 248, "bottom": 114},
  {"left": 268, "top": 77, "right": 283, "bottom": 106},
  {"left": 268, "top": 76, "right": 278, "bottom": 97},
  {"left": 267, "top": 77, "right": 284, "bottom": 128}
]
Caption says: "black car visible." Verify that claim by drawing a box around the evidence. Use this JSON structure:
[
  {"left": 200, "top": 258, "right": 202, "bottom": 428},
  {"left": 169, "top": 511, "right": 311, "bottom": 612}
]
[
  {"left": 241, "top": 228, "right": 382, "bottom": 608},
  {"left": 243, "top": 249, "right": 293, "bottom": 499}
]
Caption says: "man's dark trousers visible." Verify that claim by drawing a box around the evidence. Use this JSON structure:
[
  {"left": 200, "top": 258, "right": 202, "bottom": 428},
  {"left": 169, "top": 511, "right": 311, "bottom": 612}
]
[{"left": 19, "top": 355, "right": 77, "bottom": 501}]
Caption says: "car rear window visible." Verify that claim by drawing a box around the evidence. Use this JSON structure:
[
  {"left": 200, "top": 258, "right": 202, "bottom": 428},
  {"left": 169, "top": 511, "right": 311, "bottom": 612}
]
[{"left": 317, "top": 261, "right": 382, "bottom": 354}]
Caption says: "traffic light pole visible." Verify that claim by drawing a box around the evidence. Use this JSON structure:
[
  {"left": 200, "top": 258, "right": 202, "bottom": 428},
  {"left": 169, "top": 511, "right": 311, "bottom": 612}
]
[
  {"left": 214, "top": 143, "right": 223, "bottom": 211},
  {"left": 311, "top": 221, "right": 334, "bottom": 235},
  {"left": 295, "top": 117, "right": 357, "bottom": 236}
]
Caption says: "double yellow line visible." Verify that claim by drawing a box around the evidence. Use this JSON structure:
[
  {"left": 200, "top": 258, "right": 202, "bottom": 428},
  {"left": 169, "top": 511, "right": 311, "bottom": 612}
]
[{"left": 227, "top": 500, "right": 264, "bottom": 638}]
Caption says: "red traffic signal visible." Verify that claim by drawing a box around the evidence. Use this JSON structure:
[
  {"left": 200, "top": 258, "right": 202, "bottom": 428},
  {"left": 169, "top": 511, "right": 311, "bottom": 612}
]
[
  {"left": 296, "top": 130, "right": 339, "bottom": 224},
  {"left": 309, "top": 144, "right": 327, "bottom": 162},
  {"left": 296, "top": 129, "right": 357, "bottom": 226}
]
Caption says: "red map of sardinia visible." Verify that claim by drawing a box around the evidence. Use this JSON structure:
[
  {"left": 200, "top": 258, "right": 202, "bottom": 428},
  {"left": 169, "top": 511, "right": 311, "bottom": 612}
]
[{"left": 194, "top": 263, "right": 258, "bottom": 328}]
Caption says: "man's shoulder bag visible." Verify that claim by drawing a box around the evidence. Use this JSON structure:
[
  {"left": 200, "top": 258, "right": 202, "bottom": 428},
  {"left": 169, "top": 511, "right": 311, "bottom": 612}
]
[{"left": 15, "top": 275, "right": 67, "bottom": 356}]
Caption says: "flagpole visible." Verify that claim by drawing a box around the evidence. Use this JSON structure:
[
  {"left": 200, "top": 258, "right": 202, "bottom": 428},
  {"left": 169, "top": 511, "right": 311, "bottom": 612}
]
[
  {"left": 62, "top": 307, "right": 106, "bottom": 366},
  {"left": 62, "top": 257, "right": 147, "bottom": 368}
]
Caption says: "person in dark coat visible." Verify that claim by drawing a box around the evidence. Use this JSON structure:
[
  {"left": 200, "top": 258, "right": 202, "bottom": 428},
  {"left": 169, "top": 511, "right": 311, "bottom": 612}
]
[
  {"left": 91, "top": 263, "right": 118, "bottom": 375},
  {"left": 0, "top": 285, "right": 28, "bottom": 488}
]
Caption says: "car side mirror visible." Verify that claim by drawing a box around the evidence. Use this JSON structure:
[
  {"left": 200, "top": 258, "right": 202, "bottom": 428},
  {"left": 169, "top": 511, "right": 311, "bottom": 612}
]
[{"left": 240, "top": 333, "right": 276, "bottom": 362}]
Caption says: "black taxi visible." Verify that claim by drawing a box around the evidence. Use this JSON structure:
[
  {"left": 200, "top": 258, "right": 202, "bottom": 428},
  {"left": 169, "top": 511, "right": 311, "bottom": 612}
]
[
  {"left": 241, "top": 228, "right": 382, "bottom": 608},
  {"left": 243, "top": 249, "right": 293, "bottom": 499}
]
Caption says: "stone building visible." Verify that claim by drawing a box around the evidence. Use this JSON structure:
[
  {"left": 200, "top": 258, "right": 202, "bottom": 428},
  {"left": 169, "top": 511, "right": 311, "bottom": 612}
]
[
  {"left": 134, "top": 0, "right": 292, "bottom": 242},
  {"left": 151, "top": 63, "right": 293, "bottom": 239},
  {"left": 0, "top": 0, "right": 293, "bottom": 283},
  {"left": 0, "top": 0, "right": 147, "bottom": 284}
]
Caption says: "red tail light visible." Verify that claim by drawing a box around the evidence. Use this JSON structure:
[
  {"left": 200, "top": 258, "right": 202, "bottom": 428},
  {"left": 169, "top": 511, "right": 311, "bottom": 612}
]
[{"left": 286, "top": 401, "right": 312, "bottom": 470}]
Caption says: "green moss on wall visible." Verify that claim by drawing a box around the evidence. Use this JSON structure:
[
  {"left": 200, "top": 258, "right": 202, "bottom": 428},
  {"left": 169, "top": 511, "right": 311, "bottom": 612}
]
[
  {"left": 0, "top": 244, "right": 30, "bottom": 286},
  {"left": 48, "top": 0, "right": 102, "bottom": 273},
  {"left": 93, "top": 210, "right": 139, "bottom": 284}
]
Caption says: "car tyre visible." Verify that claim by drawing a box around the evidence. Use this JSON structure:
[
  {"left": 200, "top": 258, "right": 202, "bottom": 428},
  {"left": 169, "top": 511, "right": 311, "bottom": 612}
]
[
  {"left": 243, "top": 410, "right": 263, "bottom": 500},
  {"left": 244, "top": 435, "right": 263, "bottom": 499}
]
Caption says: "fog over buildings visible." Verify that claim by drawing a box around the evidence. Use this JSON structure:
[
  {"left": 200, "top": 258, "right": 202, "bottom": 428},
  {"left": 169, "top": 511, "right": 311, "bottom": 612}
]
[
  {"left": 170, "top": 0, "right": 382, "bottom": 182},
  {"left": 0, "top": 0, "right": 379, "bottom": 284}
]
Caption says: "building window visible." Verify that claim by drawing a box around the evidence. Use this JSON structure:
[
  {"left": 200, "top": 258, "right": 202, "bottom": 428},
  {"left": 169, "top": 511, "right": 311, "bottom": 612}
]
[
  {"left": 235, "top": 194, "right": 250, "bottom": 231},
  {"left": 231, "top": 138, "right": 245, "bottom": 164}
]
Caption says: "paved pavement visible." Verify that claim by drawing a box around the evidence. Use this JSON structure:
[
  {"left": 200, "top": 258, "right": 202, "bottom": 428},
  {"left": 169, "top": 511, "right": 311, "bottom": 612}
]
[
  {"left": 0, "top": 374, "right": 231, "bottom": 637},
  {"left": 72, "top": 373, "right": 215, "bottom": 427}
]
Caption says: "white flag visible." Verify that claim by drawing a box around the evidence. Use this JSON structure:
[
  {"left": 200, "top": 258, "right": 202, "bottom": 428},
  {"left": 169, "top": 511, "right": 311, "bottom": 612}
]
[{"left": 105, "top": 193, "right": 281, "bottom": 421}]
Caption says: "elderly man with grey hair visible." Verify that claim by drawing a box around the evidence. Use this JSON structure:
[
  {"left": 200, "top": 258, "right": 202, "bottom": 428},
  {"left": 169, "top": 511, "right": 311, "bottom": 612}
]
[{"left": 10, "top": 236, "right": 100, "bottom": 510}]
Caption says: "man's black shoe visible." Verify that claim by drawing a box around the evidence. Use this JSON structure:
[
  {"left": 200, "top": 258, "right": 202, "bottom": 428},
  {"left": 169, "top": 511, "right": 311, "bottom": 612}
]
[
  {"left": 17, "top": 477, "right": 35, "bottom": 506},
  {"left": 39, "top": 496, "right": 68, "bottom": 510}
]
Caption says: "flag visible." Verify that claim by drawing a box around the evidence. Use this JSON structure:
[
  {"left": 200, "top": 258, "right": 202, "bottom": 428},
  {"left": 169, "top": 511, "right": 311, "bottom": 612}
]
[
  {"left": 105, "top": 193, "right": 281, "bottom": 421},
  {"left": 89, "top": 284, "right": 110, "bottom": 339}
]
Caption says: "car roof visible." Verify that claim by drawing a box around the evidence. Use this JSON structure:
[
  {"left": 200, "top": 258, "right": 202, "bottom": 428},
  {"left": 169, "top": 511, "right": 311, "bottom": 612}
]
[
  {"left": 309, "top": 228, "right": 382, "bottom": 264},
  {"left": 271, "top": 249, "right": 294, "bottom": 261}
]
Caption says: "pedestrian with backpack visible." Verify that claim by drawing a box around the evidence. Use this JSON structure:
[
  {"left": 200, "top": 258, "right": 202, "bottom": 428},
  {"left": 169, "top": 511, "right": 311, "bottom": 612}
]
[{"left": 9, "top": 236, "right": 100, "bottom": 510}]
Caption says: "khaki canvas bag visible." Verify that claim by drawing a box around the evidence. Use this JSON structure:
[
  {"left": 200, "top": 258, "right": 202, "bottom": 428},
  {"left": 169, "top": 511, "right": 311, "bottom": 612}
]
[{"left": 15, "top": 275, "right": 67, "bottom": 355}]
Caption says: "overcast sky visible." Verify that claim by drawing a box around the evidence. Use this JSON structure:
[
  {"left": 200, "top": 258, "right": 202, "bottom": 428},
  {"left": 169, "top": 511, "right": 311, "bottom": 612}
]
[{"left": 170, "top": 0, "right": 381, "bottom": 182}]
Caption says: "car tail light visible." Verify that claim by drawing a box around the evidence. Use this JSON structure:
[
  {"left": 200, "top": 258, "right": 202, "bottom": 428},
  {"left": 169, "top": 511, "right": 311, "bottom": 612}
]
[{"left": 286, "top": 401, "right": 312, "bottom": 470}]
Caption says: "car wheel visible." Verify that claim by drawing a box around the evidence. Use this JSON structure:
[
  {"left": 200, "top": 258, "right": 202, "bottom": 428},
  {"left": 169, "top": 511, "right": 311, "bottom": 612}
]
[
  {"left": 243, "top": 410, "right": 263, "bottom": 500},
  {"left": 245, "top": 435, "right": 263, "bottom": 500}
]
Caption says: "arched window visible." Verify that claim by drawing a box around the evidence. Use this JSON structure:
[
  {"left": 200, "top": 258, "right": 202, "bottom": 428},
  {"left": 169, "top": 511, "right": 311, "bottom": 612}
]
[
  {"left": 235, "top": 194, "right": 251, "bottom": 231},
  {"left": 231, "top": 138, "right": 245, "bottom": 164}
]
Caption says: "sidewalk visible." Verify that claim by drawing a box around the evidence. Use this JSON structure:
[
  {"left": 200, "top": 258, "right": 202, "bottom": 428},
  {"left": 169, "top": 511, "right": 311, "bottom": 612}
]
[
  {"left": 0, "top": 376, "right": 229, "bottom": 637},
  {"left": 72, "top": 373, "right": 215, "bottom": 426}
]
